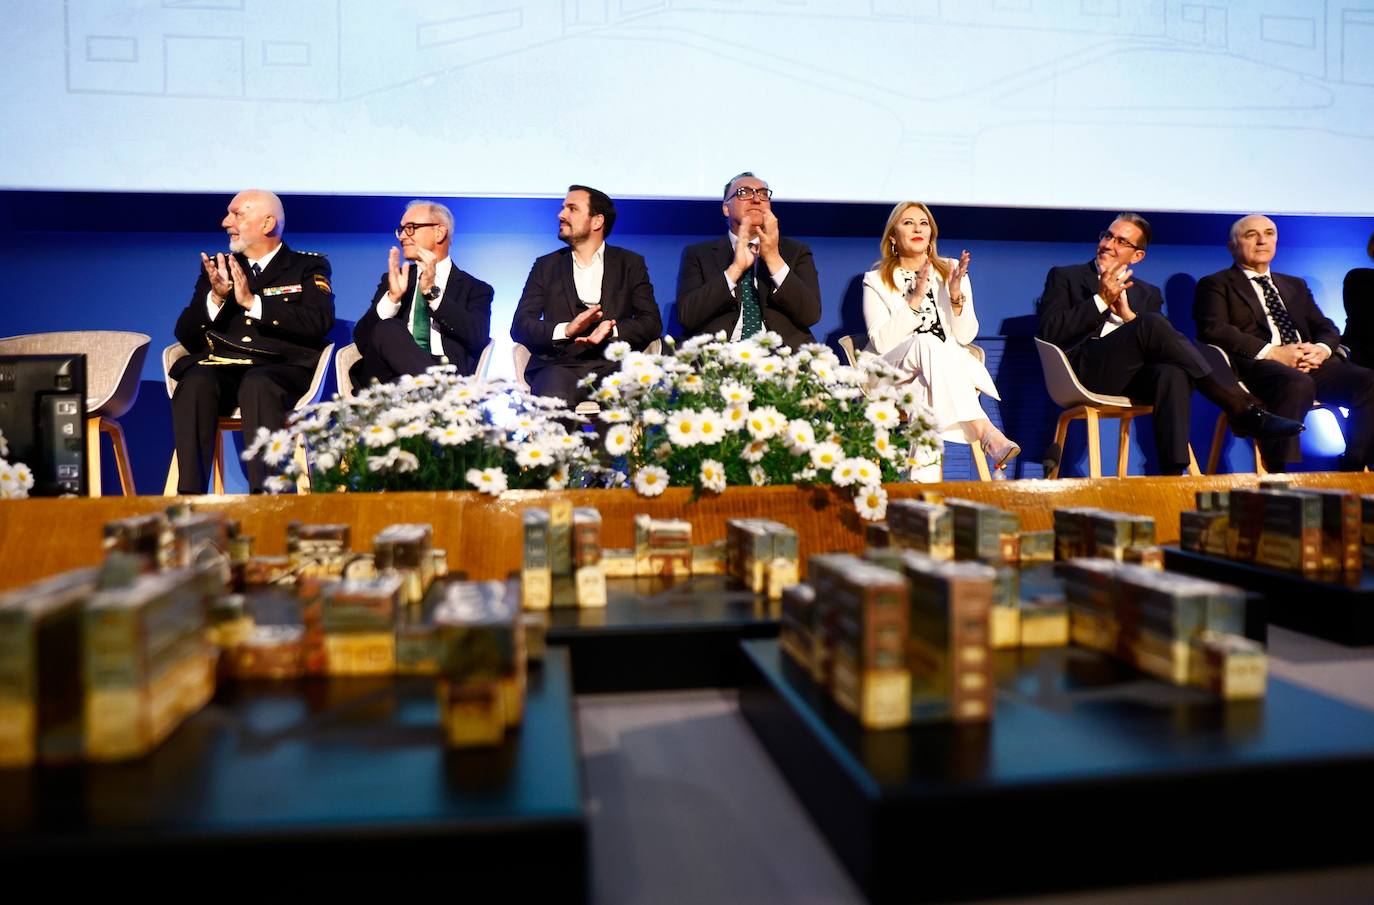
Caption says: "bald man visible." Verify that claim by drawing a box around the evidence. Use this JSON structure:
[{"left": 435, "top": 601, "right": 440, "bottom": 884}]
[
  {"left": 1195, "top": 214, "right": 1374, "bottom": 471},
  {"left": 170, "top": 189, "right": 335, "bottom": 493}
]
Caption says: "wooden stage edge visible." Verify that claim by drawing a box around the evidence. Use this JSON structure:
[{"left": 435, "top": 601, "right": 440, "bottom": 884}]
[{"left": 4, "top": 473, "right": 1373, "bottom": 593}]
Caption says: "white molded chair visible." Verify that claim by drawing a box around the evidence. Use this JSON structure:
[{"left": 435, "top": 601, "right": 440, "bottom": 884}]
[
  {"left": 514, "top": 338, "right": 661, "bottom": 417},
  {"left": 1203, "top": 343, "right": 1329, "bottom": 476},
  {"left": 161, "top": 341, "right": 334, "bottom": 494},
  {"left": 0, "top": 330, "right": 150, "bottom": 496},
  {"left": 839, "top": 332, "right": 993, "bottom": 481},
  {"left": 1034, "top": 337, "right": 1200, "bottom": 478}
]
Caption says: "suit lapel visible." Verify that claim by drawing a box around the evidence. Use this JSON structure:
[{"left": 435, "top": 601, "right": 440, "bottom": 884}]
[
  {"left": 1078, "top": 261, "right": 1099, "bottom": 307},
  {"left": 558, "top": 249, "right": 581, "bottom": 322},
  {"left": 599, "top": 245, "right": 620, "bottom": 316},
  {"left": 254, "top": 243, "right": 291, "bottom": 289},
  {"left": 1228, "top": 265, "right": 1270, "bottom": 334}
]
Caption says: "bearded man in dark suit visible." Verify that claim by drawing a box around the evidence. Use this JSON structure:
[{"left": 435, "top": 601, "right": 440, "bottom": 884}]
[{"left": 511, "top": 185, "right": 662, "bottom": 405}]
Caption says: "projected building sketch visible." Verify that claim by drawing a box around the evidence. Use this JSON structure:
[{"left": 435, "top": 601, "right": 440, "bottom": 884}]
[{"left": 41, "top": 0, "right": 1374, "bottom": 209}]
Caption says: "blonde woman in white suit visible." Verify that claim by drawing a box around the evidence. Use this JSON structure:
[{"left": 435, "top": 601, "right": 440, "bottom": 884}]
[{"left": 862, "top": 201, "right": 1019, "bottom": 468}]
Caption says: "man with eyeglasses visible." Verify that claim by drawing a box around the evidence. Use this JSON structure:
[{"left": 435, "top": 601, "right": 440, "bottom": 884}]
[
  {"left": 676, "top": 172, "right": 821, "bottom": 349},
  {"left": 170, "top": 189, "right": 335, "bottom": 493},
  {"left": 353, "top": 200, "right": 493, "bottom": 385},
  {"left": 1195, "top": 214, "right": 1374, "bottom": 472},
  {"left": 1037, "top": 213, "right": 1301, "bottom": 476},
  {"left": 511, "top": 185, "right": 663, "bottom": 405}
]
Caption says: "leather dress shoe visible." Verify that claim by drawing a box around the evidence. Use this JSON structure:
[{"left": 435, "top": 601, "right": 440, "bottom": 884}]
[{"left": 1229, "top": 405, "right": 1305, "bottom": 440}]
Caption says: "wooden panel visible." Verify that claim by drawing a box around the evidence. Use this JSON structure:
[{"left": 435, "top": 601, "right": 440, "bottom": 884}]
[{"left": 2, "top": 473, "right": 1373, "bottom": 591}]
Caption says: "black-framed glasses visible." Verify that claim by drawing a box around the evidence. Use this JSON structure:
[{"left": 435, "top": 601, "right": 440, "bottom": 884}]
[
  {"left": 1098, "top": 230, "right": 1139, "bottom": 251},
  {"left": 731, "top": 186, "right": 773, "bottom": 201},
  {"left": 395, "top": 222, "right": 439, "bottom": 238}
]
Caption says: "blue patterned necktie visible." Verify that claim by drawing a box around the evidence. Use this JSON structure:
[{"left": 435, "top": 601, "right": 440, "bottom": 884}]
[
  {"left": 1253, "top": 275, "right": 1299, "bottom": 345},
  {"left": 739, "top": 255, "right": 762, "bottom": 339}
]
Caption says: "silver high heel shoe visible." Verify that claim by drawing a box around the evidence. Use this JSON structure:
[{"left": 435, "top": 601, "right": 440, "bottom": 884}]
[{"left": 981, "top": 430, "right": 1021, "bottom": 469}]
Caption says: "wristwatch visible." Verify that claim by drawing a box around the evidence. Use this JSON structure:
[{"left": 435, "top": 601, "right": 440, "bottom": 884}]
[{"left": 422, "top": 284, "right": 442, "bottom": 302}]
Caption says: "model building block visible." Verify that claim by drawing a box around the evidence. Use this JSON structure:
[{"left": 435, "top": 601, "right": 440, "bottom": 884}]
[
  {"left": 230, "top": 624, "right": 306, "bottom": 680},
  {"left": 434, "top": 581, "right": 525, "bottom": 747},
  {"left": 691, "top": 539, "right": 728, "bottom": 575},
  {"left": 573, "top": 508, "right": 607, "bottom": 608},
  {"left": 549, "top": 499, "right": 575, "bottom": 605},
  {"left": 102, "top": 512, "right": 170, "bottom": 571},
  {"left": 522, "top": 509, "right": 553, "bottom": 610},
  {"left": 1019, "top": 595, "right": 1070, "bottom": 647},
  {"left": 1189, "top": 631, "right": 1267, "bottom": 700},
  {"left": 286, "top": 522, "right": 351, "bottom": 578},
  {"left": 321, "top": 574, "right": 403, "bottom": 676},
  {"left": 0, "top": 568, "right": 99, "bottom": 767},
  {"left": 373, "top": 523, "right": 436, "bottom": 611},
  {"left": 885, "top": 499, "right": 952, "bottom": 560}
]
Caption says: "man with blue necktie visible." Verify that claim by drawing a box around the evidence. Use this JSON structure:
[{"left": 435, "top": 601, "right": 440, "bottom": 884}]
[{"left": 1195, "top": 214, "right": 1374, "bottom": 471}]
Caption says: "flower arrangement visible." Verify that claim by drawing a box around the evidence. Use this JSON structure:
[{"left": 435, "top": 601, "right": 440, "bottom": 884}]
[
  {"left": 0, "top": 429, "right": 35, "bottom": 499},
  {"left": 588, "top": 332, "right": 940, "bottom": 520},
  {"left": 245, "top": 367, "right": 598, "bottom": 494}
]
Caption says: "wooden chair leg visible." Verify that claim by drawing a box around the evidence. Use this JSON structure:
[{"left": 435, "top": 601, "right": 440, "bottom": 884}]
[
  {"left": 101, "top": 418, "right": 136, "bottom": 495},
  {"left": 164, "top": 451, "right": 180, "bottom": 496},
  {"left": 1206, "top": 413, "right": 1228, "bottom": 475},
  {"left": 1253, "top": 441, "right": 1267, "bottom": 476},
  {"left": 972, "top": 440, "right": 992, "bottom": 481},
  {"left": 1085, "top": 408, "right": 1102, "bottom": 478},
  {"left": 294, "top": 438, "right": 311, "bottom": 495},
  {"left": 85, "top": 416, "right": 102, "bottom": 497},
  {"left": 212, "top": 430, "right": 226, "bottom": 495},
  {"left": 1186, "top": 444, "right": 1201, "bottom": 477},
  {"left": 1117, "top": 414, "right": 1134, "bottom": 477},
  {"left": 1051, "top": 410, "right": 1075, "bottom": 479}
]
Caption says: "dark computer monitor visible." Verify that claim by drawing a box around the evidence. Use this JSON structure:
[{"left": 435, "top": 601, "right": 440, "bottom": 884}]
[{"left": 0, "top": 354, "right": 88, "bottom": 496}]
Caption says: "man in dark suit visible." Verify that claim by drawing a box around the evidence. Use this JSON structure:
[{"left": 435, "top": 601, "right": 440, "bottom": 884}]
[
  {"left": 171, "top": 189, "right": 335, "bottom": 493},
  {"left": 1037, "top": 213, "right": 1299, "bottom": 475},
  {"left": 353, "top": 200, "right": 493, "bottom": 386},
  {"left": 676, "top": 172, "right": 821, "bottom": 349},
  {"left": 1196, "top": 214, "right": 1374, "bottom": 471},
  {"left": 511, "top": 185, "right": 662, "bottom": 405}
]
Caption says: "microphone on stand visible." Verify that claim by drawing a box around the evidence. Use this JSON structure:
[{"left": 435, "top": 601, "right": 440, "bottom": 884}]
[{"left": 1040, "top": 442, "right": 1062, "bottom": 477}]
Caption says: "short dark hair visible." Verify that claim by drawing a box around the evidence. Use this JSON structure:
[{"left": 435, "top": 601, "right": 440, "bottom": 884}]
[
  {"left": 723, "top": 171, "right": 759, "bottom": 201},
  {"left": 1114, "top": 212, "right": 1152, "bottom": 250},
  {"left": 568, "top": 184, "right": 616, "bottom": 238}
]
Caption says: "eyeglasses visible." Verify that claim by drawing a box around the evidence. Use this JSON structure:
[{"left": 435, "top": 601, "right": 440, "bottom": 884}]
[
  {"left": 730, "top": 186, "right": 773, "bottom": 201},
  {"left": 395, "top": 222, "right": 439, "bottom": 238},
  {"left": 1098, "top": 230, "right": 1140, "bottom": 251}
]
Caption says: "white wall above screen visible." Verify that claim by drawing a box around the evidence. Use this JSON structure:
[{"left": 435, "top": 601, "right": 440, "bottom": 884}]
[{"left": 4, "top": 1, "right": 1374, "bottom": 214}]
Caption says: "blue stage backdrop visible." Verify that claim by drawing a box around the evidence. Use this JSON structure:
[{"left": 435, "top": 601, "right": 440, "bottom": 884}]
[{"left": 1, "top": 191, "right": 1370, "bottom": 493}]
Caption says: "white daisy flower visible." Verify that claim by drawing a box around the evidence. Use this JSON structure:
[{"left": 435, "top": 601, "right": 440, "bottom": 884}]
[
  {"left": 605, "top": 340, "right": 632, "bottom": 361},
  {"left": 854, "top": 484, "right": 888, "bottom": 521},
  {"left": 695, "top": 409, "right": 724, "bottom": 446},
  {"left": 262, "top": 475, "right": 294, "bottom": 494},
  {"left": 793, "top": 467, "right": 818, "bottom": 483},
  {"left": 730, "top": 343, "right": 761, "bottom": 364},
  {"left": 785, "top": 419, "right": 815, "bottom": 452},
  {"left": 740, "top": 439, "right": 770, "bottom": 463},
  {"left": 642, "top": 408, "right": 666, "bottom": 426},
  {"left": 516, "top": 444, "right": 552, "bottom": 467},
  {"left": 0, "top": 463, "right": 19, "bottom": 499},
  {"left": 362, "top": 423, "right": 397, "bottom": 448},
  {"left": 746, "top": 406, "right": 783, "bottom": 441},
  {"left": 633, "top": 465, "right": 669, "bottom": 497},
  {"left": 396, "top": 420, "right": 427, "bottom": 439},
  {"left": 864, "top": 401, "right": 900, "bottom": 429},
  {"left": 749, "top": 465, "right": 768, "bottom": 486},
  {"left": 723, "top": 403, "right": 749, "bottom": 432},
  {"left": 666, "top": 410, "right": 699, "bottom": 447},
  {"left": 431, "top": 422, "right": 473, "bottom": 446},
  {"left": 755, "top": 331, "right": 784, "bottom": 349},
  {"left": 753, "top": 357, "right": 783, "bottom": 379},
  {"left": 465, "top": 467, "right": 508, "bottom": 495},
  {"left": 699, "top": 459, "right": 727, "bottom": 493},
  {"left": 605, "top": 425, "right": 633, "bottom": 456},
  {"left": 314, "top": 450, "right": 338, "bottom": 471},
  {"left": 546, "top": 465, "right": 570, "bottom": 490},
  {"left": 599, "top": 408, "right": 632, "bottom": 424},
  {"left": 719, "top": 381, "right": 753, "bottom": 406},
  {"left": 260, "top": 429, "right": 293, "bottom": 466},
  {"left": 831, "top": 458, "right": 859, "bottom": 487},
  {"left": 872, "top": 429, "right": 897, "bottom": 460},
  {"left": 680, "top": 373, "right": 705, "bottom": 393},
  {"left": 849, "top": 456, "right": 882, "bottom": 485},
  {"left": 243, "top": 426, "right": 272, "bottom": 459},
  {"left": 810, "top": 441, "right": 844, "bottom": 470}
]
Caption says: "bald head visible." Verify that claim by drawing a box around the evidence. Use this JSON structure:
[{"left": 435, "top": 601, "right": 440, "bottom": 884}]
[
  {"left": 1228, "top": 214, "right": 1278, "bottom": 273},
  {"left": 223, "top": 189, "right": 285, "bottom": 257}
]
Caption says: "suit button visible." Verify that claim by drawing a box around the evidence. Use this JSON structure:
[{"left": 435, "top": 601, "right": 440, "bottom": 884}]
[{"left": 273, "top": 320, "right": 280, "bottom": 326}]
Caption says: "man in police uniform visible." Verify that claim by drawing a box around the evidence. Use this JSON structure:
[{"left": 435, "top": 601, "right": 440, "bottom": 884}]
[{"left": 170, "top": 189, "right": 335, "bottom": 493}]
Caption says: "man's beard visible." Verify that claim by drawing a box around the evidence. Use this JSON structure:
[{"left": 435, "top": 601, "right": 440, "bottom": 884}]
[
  {"left": 559, "top": 223, "right": 588, "bottom": 246},
  {"left": 228, "top": 235, "right": 246, "bottom": 254}
]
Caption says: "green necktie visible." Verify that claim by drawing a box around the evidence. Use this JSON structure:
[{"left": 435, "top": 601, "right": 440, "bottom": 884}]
[
  {"left": 410, "top": 271, "right": 432, "bottom": 352},
  {"left": 740, "top": 258, "right": 762, "bottom": 339}
]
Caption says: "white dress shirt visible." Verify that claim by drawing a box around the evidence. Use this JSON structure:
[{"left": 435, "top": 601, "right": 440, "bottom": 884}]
[
  {"left": 725, "top": 232, "right": 790, "bottom": 341},
  {"left": 375, "top": 257, "right": 453, "bottom": 355},
  {"left": 205, "top": 242, "right": 282, "bottom": 322},
  {"left": 1091, "top": 261, "right": 1129, "bottom": 338},
  {"left": 1241, "top": 266, "right": 1332, "bottom": 361},
  {"left": 552, "top": 242, "right": 606, "bottom": 341}
]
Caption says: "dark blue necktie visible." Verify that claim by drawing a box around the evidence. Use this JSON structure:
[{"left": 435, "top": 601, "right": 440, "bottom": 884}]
[{"left": 1253, "top": 275, "right": 1299, "bottom": 345}]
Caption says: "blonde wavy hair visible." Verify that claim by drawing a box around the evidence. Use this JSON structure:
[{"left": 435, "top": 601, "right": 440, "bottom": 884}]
[{"left": 876, "top": 201, "right": 951, "bottom": 293}]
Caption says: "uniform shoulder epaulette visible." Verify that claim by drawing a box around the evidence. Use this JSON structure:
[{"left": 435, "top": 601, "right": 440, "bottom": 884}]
[{"left": 297, "top": 249, "right": 325, "bottom": 257}]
